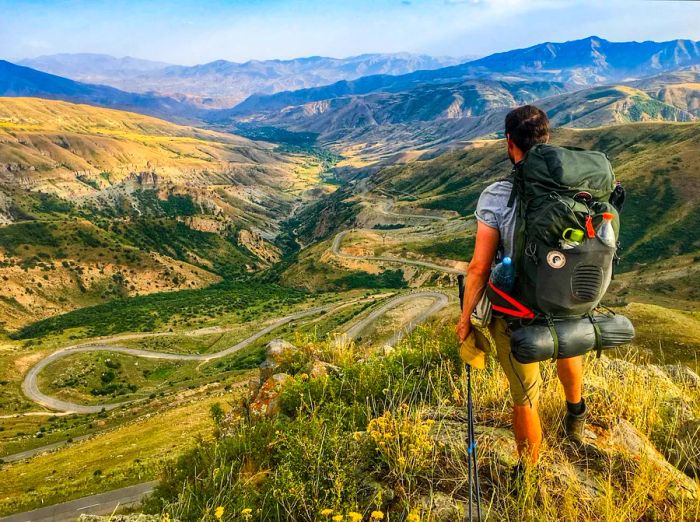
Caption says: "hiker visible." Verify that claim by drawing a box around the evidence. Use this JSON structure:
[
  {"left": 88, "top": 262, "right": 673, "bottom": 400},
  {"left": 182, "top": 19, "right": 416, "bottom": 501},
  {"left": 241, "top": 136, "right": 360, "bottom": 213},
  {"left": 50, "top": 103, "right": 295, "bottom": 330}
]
[{"left": 455, "top": 105, "right": 587, "bottom": 464}]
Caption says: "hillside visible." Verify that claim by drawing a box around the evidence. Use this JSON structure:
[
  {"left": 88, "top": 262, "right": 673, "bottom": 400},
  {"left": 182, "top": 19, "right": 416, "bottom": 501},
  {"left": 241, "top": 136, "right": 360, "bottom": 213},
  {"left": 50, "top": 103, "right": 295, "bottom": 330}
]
[
  {"left": 0, "top": 97, "right": 328, "bottom": 328},
  {"left": 0, "top": 61, "right": 198, "bottom": 121},
  {"left": 140, "top": 317, "right": 700, "bottom": 521},
  {"left": 287, "top": 122, "right": 700, "bottom": 302},
  {"left": 632, "top": 68, "right": 700, "bottom": 117},
  {"left": 223, "top": 70, "right": 699, "bottom": 167},
  {"left": 19, "top": 53, "right": 471, "bottom": 109}
]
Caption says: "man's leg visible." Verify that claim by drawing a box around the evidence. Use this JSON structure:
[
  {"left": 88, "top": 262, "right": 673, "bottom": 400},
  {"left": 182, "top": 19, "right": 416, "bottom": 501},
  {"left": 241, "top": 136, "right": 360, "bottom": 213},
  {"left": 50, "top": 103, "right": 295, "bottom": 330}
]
[
  {"left": 512, "top": 404, "right": 542, "bottom": 463},
  {"left": 556, "top": 356, "right": 583, "bottom": 404},
  {"left": 556, "top": 356, "right": 586, "bottom": 442},
  {"left": 489, "top": 319, "right": 543, "bottom": 463}
]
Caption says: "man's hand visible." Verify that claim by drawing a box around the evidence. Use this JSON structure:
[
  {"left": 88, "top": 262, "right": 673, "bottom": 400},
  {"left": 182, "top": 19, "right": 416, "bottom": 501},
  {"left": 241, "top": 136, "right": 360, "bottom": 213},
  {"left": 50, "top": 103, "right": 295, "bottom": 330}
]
[{"left": 456, "top": 315, "right": 471, "bottom": 343}]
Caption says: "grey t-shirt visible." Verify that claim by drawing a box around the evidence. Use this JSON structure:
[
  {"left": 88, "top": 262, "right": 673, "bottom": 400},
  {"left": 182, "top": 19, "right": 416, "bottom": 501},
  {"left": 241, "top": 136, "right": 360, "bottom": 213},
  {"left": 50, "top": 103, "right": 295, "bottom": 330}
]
[{"left": 474, "top": 180, "right": 517, "bottom": 258}]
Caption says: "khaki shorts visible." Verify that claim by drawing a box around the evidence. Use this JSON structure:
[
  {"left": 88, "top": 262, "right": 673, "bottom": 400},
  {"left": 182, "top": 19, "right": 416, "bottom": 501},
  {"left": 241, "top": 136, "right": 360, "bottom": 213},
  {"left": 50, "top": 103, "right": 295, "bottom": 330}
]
[{"left": 474, "top": 317, "right": 542, "bottom": 407}]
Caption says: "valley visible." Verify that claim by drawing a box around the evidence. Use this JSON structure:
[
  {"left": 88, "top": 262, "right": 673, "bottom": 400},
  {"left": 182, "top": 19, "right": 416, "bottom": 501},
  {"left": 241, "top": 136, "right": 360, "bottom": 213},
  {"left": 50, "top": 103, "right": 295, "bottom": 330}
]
[
  {"left": 0, "top": 97, "right": 336, "bottom": 327},
  {"left": 0, "top": 32, "right": 699, "bottom": 522}
]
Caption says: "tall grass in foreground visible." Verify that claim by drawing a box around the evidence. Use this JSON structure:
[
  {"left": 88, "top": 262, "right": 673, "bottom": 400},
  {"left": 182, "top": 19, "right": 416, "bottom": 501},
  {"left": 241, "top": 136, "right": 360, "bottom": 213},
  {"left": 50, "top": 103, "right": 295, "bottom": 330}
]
[{"left": 145, "top": 320, "right": 700, "bottom": 521}]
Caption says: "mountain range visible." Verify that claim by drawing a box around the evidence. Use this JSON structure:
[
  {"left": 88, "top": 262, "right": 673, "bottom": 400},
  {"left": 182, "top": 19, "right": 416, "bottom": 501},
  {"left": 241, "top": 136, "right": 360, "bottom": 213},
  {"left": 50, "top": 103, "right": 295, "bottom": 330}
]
[
  {"left": 4, "top": 36, "right": 700, "bottom": 168},
  {"left": 0, "top": 60, "right": 201, "bottom": 121},
  {"left": 19, "top": 53, "right": 470, "bottom": 108},
  {"left": 231, "top": 37, "right": 700, "bottom": 114}
]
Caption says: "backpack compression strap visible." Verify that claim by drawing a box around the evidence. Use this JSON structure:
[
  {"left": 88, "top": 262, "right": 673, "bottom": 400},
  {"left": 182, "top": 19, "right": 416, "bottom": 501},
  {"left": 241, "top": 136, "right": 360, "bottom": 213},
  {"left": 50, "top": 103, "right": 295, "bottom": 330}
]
[{"left": 587, "top": 313, "right": 603, "bottom": 358}]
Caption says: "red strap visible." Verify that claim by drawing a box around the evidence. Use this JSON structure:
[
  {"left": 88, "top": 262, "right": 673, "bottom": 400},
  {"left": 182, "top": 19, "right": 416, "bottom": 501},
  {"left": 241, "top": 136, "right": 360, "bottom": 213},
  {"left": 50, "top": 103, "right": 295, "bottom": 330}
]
[
  {"left": 492, "top": 304, "right": 535, "bottom": 319},
  {"left": 488, "top": 281, "right": 536, "bottom": 319}
]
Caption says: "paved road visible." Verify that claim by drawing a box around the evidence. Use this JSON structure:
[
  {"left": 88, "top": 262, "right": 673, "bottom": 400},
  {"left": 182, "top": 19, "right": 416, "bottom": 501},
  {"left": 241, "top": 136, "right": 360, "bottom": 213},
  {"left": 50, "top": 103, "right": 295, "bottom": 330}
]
[
  {"left": 0, "top": 482, "right": 157, "bottom": 522},
  {"left": 331, "top": 230, "right": 465, "bottom": 275},
  {"left": 21, "top": 301, "right": 348, "bottom": 414},
  {"left": 340, "top": 291, "right": 449, "bottom": 344},
  {"left": 1, "top": 435, "right": 92, "bottom": 464},
  {"left": 21, "top": 291, "right": 452, "bottom": 415}
]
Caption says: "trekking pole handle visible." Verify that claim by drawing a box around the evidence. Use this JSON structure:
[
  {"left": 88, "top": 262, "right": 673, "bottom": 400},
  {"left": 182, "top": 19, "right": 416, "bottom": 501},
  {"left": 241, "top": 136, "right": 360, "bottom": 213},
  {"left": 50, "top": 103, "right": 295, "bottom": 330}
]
[{"left": 458, "top": 274, "right": 465, "bottom": 310}]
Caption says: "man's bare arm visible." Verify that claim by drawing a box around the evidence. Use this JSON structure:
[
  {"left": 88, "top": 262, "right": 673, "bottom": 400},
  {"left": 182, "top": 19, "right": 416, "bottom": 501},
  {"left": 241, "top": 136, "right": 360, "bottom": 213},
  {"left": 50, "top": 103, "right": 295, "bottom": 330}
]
[{"left": 456, "top": 222, "right": 500, "bottom": 342}]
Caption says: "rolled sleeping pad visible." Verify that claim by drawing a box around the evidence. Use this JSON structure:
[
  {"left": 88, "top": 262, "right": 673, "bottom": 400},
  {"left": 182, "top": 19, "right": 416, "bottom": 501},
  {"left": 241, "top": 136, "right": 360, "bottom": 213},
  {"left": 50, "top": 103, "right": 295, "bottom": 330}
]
[{"left": 510, "top": 313, "right": 635, "bottom": 364}]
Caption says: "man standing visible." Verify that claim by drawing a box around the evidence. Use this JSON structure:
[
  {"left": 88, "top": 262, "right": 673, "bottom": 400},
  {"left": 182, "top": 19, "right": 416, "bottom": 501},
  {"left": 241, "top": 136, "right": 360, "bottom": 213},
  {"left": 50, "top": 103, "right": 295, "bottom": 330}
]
[{"left": 455, "top": 105, "right": 587, "bottom": 464}]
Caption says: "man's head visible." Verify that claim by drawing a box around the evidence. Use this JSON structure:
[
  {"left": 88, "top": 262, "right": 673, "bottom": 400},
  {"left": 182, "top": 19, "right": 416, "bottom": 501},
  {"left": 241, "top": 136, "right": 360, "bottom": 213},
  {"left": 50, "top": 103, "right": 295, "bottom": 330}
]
[{"left": 505, "top": 105, "right": 550, "bottom": 164}]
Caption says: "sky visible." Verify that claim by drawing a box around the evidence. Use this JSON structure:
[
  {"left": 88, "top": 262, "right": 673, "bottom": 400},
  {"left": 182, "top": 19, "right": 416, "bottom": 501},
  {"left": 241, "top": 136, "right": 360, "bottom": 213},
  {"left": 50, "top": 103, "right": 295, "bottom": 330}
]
[{"left": 1, "top": 0, "right": 699, "bottom": 65}]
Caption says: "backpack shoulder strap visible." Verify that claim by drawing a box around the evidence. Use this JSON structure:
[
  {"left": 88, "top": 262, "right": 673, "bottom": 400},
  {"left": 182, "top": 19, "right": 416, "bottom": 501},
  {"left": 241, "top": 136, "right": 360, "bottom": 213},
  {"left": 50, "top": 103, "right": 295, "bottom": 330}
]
[{"left": 506, "top": 162, "right": 522, "bottom": 208}]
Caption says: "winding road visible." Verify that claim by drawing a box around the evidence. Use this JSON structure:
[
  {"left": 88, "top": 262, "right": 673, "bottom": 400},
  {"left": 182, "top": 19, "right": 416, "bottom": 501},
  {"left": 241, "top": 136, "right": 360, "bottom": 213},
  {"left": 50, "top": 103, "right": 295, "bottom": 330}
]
[
  {"left": 331, "top": 230, "right": 466, "bottom": 274},
  {"left": 20, "top": 207, "right": 466, "bottom": 416},
  {"left": 340, "top": 291, "right": 449, "bottom": 346},
  {"left": 5, "top": 202, "right": 464, "bottom": 520},
  {"left": 20, "top": 291, "right": 451, "bottom": 414}
]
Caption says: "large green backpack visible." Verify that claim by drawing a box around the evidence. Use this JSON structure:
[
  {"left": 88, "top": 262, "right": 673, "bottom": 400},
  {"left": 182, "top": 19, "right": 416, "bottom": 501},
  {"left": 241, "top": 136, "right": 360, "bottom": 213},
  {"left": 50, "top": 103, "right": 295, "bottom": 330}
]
[{"left": 491, "top": 144, "right": 620, "bottom": 319}]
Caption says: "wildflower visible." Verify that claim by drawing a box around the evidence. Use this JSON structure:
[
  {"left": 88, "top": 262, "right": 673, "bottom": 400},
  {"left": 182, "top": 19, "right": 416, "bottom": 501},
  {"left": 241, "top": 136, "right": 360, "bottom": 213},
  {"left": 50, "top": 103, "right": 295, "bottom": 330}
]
[
  {"left": 214, "top": 506, "right": 224, "bottom": 520},
  {"left": 162, "top": 513, "right": 171, "bottom": 522},
  {"left": 320, "top": 508, "right": 334, "bottom": 517},
  {"left": 406, "top": 511, "right": 421, "bottom": 522},
  {"left": 332, "top": 515, "right": 344, "bottom": 521},
  {"left": 371, "top": 510, "right": 385, "bottom": 520},
  {"left": 348, "top": 512, "right": 362, "bottom": 522},
  {"left": 241, "top": 507, "right": 252, "bottom": 520}
]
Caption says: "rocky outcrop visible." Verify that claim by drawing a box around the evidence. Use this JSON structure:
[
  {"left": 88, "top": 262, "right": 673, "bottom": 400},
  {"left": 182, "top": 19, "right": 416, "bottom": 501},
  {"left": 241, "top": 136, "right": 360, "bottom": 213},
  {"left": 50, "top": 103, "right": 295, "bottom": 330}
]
[
  {"left": 309, "top": 360, "right": 341, "bottom": 379},
  {"left": 259, "top": 339, "right": 297, "bottom": 382},
  {"left": 249, "top": 372, "right": 293, "bottom": 418},
  {"left": 248, "top": 339, "right": 299, "bottom": 418},
  {"left": 247, "top": 339, "right": 343, "bottom": 418},
  {"left": 662, "top": 364, "right": 700, "bottom": 388}
]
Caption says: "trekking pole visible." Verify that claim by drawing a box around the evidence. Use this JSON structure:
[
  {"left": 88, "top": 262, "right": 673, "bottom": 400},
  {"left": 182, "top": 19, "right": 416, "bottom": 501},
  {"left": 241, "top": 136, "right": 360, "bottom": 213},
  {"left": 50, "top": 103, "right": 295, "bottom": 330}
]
[{"left": 458, "top": 274, "right": 481, "bottom": 521}]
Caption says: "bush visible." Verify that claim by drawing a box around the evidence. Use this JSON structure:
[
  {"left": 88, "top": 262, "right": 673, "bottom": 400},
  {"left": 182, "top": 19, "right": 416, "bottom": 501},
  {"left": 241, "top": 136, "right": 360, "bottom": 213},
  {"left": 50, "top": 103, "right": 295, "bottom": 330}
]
[{"left": 335, "top": 270, "right": 407, "bottom": 290}]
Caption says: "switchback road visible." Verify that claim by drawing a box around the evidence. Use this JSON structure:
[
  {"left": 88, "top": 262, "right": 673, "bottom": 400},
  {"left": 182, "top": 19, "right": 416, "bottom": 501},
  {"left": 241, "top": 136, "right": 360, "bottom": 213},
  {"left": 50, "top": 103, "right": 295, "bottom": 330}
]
[{"left": 331, "top": 230, "right": 465, "bottom": 275}]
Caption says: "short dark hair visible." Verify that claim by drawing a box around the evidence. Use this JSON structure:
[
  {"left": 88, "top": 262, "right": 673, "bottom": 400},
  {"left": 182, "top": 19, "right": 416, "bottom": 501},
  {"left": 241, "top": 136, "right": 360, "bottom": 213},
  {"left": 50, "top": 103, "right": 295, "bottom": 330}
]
[{"left": 505, "top": 105, "right": 550, "bottom": 153}]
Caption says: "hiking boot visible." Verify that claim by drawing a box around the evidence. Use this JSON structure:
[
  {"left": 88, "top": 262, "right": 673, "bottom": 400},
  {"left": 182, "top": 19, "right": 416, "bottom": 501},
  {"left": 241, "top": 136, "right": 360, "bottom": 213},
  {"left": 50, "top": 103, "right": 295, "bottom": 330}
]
[{"left": 564, "top": 400, "right": 587, "bottom": 444}]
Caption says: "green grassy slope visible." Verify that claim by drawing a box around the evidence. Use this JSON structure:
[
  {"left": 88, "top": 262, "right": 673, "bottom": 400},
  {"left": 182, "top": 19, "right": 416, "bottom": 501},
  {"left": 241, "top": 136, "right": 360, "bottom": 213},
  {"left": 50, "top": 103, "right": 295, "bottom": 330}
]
[
  {"left": 293, "top": 122, "right": 700, "bottom": 272},
  {"left": 0, "top": 97, "right": 329, "bottom": 328}
]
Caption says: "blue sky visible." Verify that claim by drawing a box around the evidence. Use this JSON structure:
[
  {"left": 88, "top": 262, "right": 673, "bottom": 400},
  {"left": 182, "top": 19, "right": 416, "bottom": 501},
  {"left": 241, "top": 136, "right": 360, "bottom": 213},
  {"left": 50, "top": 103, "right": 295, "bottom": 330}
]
[{"left": 1, "top": 0, "right": 699, "bottom": 64}]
